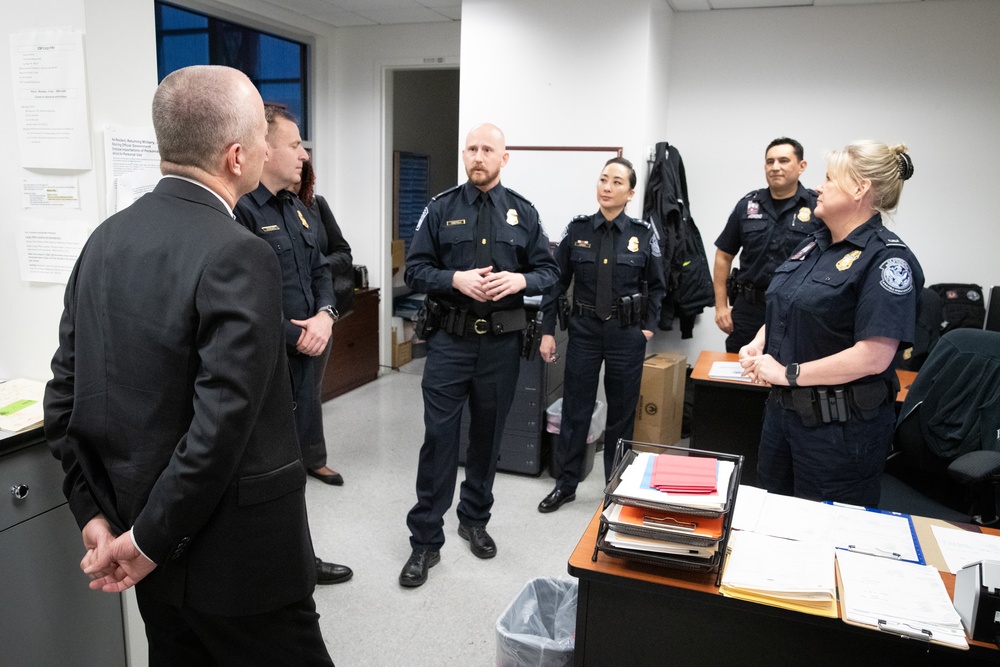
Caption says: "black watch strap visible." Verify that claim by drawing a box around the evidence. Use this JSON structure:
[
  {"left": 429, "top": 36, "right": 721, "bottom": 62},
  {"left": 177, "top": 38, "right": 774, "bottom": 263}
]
[{"left": 785, "top": 362, "right": 800, "bottom": 387}]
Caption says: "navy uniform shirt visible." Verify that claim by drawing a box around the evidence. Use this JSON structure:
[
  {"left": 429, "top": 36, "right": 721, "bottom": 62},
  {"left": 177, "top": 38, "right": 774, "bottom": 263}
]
[
  {"left": 715, "top": 183, "right": 820, "bottom": 289},
  {"left": 764, "top": 214, "right": 924, "bottom": 384},
  {"left": 235, "top": 183, "right": 334, "bottom": 348},
  {"left": 541, "top": 211, "right": 667, "bottom": 335},
  {"left": 404, "top": 181, "right": 558, "bottom": 313}
]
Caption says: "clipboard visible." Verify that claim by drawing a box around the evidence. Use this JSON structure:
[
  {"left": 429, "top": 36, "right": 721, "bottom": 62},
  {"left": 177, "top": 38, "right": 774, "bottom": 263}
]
[
  {"left": 835, "top": 556, "right": 969, "bottom": 650},
  {"left": 825, "top": 502, "right": 925, "bottom": 565}
]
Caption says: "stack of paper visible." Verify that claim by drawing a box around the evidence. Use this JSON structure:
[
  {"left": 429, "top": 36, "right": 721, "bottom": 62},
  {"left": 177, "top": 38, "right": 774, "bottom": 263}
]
[
  {"left": 720, "top": 530, "right": 838, "bottom": 617},
  {"left": 0, "top": 378, "right": 46, "bottom": 433},
  {"left": 708, "top": 361, "right": 752, "bottom": 383},
  {"left": 602, "top": 503, "right": 723, "bottom": 560},
  {"left": 611, "top": 452, "right": 734, "bottom": 511},
  {"left": 836, "top": 549, "right": 968, "bottom": 649},
  {"left": 651, "top": 454, "right": 718, "bottom": 493}
]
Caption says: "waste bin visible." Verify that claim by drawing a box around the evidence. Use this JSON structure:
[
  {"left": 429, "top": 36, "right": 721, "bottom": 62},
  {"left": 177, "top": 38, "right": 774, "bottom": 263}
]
[
  {"left": 496, "top": 577, "right": 577, "bottom": 667},
  {"left": 546, "top": 399, "right": 605, "bottom": 480}
]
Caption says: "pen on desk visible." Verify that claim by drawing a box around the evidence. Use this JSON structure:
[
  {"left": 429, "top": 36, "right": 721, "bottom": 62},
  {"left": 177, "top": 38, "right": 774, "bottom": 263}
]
[{"left": 847, "top": 545, "right": 901, "bottom": 560}]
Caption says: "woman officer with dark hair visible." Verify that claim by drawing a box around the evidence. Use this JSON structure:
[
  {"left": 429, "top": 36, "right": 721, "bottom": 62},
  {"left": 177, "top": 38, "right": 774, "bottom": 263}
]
[{"left": 537, "top": 157, "right": 666, "bottom": 513}]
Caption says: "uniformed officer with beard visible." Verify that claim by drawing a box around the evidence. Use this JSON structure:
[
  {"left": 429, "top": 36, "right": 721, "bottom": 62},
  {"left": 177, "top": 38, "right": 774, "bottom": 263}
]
[{"left": 399, "top": 123, "right": 558, "bottom": 588}]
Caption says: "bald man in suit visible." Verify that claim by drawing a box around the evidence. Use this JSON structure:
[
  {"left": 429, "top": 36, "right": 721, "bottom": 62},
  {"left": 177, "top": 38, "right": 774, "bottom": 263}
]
[{"left": 44, "top": 65, "right": 334, "bottom": 665}]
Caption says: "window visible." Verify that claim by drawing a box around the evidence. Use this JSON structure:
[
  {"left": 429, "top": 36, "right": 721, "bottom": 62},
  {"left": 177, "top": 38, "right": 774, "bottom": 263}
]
[{"left": 154, "top": 1, "right": 310, "bottom": 138}]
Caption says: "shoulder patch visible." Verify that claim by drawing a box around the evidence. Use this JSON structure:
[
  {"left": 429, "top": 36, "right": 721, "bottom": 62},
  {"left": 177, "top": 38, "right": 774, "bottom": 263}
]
[
  {"left": 414, "top": 206, "right": 430, "bottom": 232},
  {"left": 879, "top": 257, "right": 914, "bottom": 295}
]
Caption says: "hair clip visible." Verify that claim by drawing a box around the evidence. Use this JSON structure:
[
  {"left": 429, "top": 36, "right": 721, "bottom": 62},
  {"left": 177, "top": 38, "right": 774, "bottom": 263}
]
[{"left": 896, "top": 152, "right": 914, "bottom": 181}]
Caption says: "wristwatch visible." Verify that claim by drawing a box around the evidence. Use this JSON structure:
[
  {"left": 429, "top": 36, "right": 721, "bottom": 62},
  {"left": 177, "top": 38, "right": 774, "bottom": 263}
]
[
  {"left": 785, "top": 363, "right": 800, "bottom": 387},
  {"left": 320, "top": 305, "right": 339, "bottom": 323}
]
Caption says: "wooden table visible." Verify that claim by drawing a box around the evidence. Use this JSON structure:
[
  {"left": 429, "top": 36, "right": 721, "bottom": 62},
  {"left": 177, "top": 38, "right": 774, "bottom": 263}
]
[
  {"left": 689, "top": 351, "right": 917, "bottom": 486},
  {"left": 567, "top": 505, "right": 996, "bottom": 666}
]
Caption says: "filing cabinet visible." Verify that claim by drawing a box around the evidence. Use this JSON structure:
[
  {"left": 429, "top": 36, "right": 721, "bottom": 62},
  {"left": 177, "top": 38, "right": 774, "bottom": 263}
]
[{"left": 1, "top": 430, "right": 127, "bottom": 665}]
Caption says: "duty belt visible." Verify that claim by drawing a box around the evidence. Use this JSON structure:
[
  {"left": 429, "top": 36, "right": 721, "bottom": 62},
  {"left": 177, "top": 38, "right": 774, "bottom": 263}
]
[
  {"left": 732, "top": 282, "right": 767, "bottom": 306},
  {"left": 770, "top": 380, "right": 896, "bottom": 427},
  {"left": 441, "top": 306, "right": 527, "bottom": 338},
  {"left": 572, "top": 302, "right": 618, "bottom": 321}
]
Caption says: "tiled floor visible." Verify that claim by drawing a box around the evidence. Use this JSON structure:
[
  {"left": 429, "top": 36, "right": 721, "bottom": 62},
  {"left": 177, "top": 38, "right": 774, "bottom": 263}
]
[{"left": 306, "top": 357, "right": 612, "bottom": 666}]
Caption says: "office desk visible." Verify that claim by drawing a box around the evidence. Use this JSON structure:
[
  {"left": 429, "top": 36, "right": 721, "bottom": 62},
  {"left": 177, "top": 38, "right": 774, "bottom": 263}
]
[
  {"left": 689, "top": 351, "right": 917, "bottom": 486},
  {"left": 567, "top": 506, "right": 996, "bottom": 666}
]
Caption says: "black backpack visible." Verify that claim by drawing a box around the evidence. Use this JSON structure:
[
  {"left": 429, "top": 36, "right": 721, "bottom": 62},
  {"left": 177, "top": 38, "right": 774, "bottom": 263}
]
[
  {"left": 931, "top": 283, "right": 986, "bottom": 333},
  {"left": 898, "top": 283, "right": 986, "bottom": 371}
]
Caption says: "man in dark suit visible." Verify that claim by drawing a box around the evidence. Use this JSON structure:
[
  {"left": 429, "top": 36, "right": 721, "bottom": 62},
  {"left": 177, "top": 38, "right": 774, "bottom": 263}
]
[{"left": 44, "top": 65, "right": 334, "bottom": 665}]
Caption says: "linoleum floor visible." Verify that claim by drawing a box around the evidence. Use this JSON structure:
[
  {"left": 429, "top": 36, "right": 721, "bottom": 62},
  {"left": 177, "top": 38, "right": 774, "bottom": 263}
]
[{"left": 306, "top": 357, "right": 611, "bottom": 666}]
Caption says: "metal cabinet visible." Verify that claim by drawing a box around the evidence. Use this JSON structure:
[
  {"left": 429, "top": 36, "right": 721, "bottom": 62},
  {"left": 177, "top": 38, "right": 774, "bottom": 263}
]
[{"left": 1, "top": 431, "right": 127, "bottom": 666}]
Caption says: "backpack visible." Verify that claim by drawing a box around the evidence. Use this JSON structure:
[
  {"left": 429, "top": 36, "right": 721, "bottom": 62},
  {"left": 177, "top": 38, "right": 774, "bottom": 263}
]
[{"left": 930, "top": 283, "right": 986, "bottom": 333}]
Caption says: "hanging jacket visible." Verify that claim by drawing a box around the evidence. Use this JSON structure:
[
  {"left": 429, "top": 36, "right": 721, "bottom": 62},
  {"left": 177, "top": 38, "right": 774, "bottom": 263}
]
[{"left": 642, "top": 141, "right": 714, "bottom": 338}]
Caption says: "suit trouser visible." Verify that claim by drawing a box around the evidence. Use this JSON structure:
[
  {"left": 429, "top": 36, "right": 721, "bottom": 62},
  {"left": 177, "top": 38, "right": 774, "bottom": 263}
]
[
  {"left": 757, "top": 398, "right": 896, "bottom": 507},
  {"left": 288, "top": 351, "right": 327, "bottom": 470},
  {"left": 724, "top": 296, "right": 766, "bottom": 353},
  {"left": 137, "top": 590, "right": 333, "bottom": 666},
  {"left": 556, "top": 316, "right": 648, "bottom": 490},
  {"left": 407, "top": 328, "right": 521, "bottom": 551}
]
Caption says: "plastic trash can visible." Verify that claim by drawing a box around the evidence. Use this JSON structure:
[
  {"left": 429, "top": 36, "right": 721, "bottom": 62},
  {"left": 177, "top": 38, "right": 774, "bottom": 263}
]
[
  {"left": 546, "top": 399, "right": 605, "bottom": 480},
  {"left": 496, "top": 577, "right": 577, "bottom": 667}
]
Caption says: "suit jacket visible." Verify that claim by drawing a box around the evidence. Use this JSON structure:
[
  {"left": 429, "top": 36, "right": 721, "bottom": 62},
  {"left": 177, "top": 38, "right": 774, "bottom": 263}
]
[{"left": 44, "top": 177, "right": 317, "bottom": 616}]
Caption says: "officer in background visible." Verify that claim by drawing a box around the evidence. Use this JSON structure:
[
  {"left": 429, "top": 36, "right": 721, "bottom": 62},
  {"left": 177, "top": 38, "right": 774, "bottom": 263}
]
[
  {"left": 235, "top": 105, "right": 352, "bottom": 585},
  {"left": 399, "top": 123, "right": 558, "bottom": 588},
  {"left": 713, "top": 138, "right": 820, "bottom": 352},
  {"left": 537, "top": 158, "right": 666, "bottom": 513}
]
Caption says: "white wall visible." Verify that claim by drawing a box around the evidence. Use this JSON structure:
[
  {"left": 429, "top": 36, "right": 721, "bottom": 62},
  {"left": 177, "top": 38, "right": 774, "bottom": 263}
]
[
  {"left": 665, "top": 0, "right": 1000, "bottom": 355},
  {"left": 0, "top": 2, "right": 158, "bottom": 381},
  {"left": 327, "top": 21, "right": 460, "bottom": 361}
]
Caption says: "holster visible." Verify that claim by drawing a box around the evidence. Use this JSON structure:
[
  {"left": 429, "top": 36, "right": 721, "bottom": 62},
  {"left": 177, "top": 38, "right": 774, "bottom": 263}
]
[
  {"left": 557, "top": 294, "right": 570, "bottom": 331},
  {"left": 414, "top": 297, "right": 443, "bottom": 339},
  {"left": 521, "top": 311, "right": 542, "bottom": 360},
  {"left": 726, "top": 268, "right": 738, "bottom": 306}
]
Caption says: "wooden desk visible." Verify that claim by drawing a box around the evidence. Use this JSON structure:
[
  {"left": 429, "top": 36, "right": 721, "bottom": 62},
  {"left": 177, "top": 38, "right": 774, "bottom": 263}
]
[
  {"left": 568, "top": 506, "right": 996, "bottom": 666},
  {"left": 321, "top": 287, "right": 380, "bottom": 401},
  {"left": 689, "top": 351, "right": 917, "bottom": 486}
]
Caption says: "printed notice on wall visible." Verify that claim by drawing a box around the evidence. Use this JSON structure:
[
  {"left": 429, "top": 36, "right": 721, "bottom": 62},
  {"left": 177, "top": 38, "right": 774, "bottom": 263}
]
[
  {"left": 9, "top": 30, "right": 92, "bottom": 169},
  {"left": 104, "top": 124, "right": 160, "bottom": 213},
  {"left": 15, "top": 220, "right": 89, "bottom": 284},
  {"left": 21, "top": 173, "right": 80, "bottom": 209}
]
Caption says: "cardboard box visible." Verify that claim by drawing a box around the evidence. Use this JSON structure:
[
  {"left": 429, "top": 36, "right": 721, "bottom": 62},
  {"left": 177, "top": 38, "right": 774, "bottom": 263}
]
[
  {"left": 632, "top": 352, "right": 686, "bottom": 446},
  {"left": 391, "top": 328, "right": 412, "bottom": 368},
  {"left": 391, "top": 239, "right": 406, "bottom": 273}
]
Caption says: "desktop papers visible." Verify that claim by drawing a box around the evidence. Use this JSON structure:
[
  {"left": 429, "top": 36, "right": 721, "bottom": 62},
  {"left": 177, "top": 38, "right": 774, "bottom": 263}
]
[
  {"left": 931, "top": 524, "right": 1000, "bottom": 574},
  {"left": 720, "top": 530, "right": 838, "bottom": 617},
  {"left": 0, "top": 378, "right": 45, "bottom": 433},
  {"left": 836, "top": 549, "right": 968, "bottom": 649},
  {"left": 708, "top": 361, "right": 752, "bottom": 382},
  {"left": 611, "top": 452, "right": 734, "bottom": 510},
  {"left": 734, "top": 491, "right": 923, "bottom": 564}
]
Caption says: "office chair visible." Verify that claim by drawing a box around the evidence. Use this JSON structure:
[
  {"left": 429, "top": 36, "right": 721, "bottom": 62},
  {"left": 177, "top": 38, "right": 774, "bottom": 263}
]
[{"left": 884, "top": 328, "right": 1000, "bottom": 525}]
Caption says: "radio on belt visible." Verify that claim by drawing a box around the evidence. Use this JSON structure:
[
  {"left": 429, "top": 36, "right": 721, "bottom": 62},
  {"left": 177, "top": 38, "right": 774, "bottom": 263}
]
[{"left": 954, "top": 559, "right": 1000, "bottom": 646}]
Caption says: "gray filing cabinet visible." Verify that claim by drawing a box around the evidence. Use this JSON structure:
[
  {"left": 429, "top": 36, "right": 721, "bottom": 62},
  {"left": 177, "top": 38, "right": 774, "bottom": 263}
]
[{"left": 1, "top": 429, "right": 127, "bottom": 666}]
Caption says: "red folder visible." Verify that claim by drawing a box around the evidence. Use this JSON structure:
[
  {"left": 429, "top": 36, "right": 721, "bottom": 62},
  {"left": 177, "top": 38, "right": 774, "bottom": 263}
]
[{"left": 651, "top": 455, "right": 717, "bottom": 494}]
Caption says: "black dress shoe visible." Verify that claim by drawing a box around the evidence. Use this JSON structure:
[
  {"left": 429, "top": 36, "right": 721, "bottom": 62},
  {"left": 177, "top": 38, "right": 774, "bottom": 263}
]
[
  {"left": 538, "top": 487, "right": 576, "bottom": 513},
  {"left": 457, "top": 524, "right": 497, "bottom": 559},
  {"left": 315, "top": 557, "right": 353, "bottom": 584},
  {"left": 399, "top": 548, "right": 440, "bottom": 588},
  {"left": 308, "top": 468, "right": 344, "bottom": 486}
]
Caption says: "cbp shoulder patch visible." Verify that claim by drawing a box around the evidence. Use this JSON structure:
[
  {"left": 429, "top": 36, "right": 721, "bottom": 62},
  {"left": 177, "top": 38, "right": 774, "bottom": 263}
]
[
  {"left": 415, "top": 206, "right": 429, "bottom": 232},
  {"left": 879, "top": 257, "right": 913, "bottom": 295}
]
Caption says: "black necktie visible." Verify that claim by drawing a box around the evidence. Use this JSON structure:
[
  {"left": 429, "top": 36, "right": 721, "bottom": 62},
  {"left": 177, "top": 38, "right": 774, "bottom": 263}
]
[
  {"left": 595, "top": 221, "right": 614, "bottom": 320},
  {"left": 475, "top": 192, "right": 493, "bottom": 268}
]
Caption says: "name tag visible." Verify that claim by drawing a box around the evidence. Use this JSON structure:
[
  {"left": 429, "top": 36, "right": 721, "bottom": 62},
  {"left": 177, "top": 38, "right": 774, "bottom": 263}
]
[
  {"left": 260, "top": 225, "right": 280, "bottom": 232},
  {"left": 574, "top": 240, "right": 592, "bottom": 248},
  {"left": 445, "top": 219, "right": 466, "bottom": 226}
]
